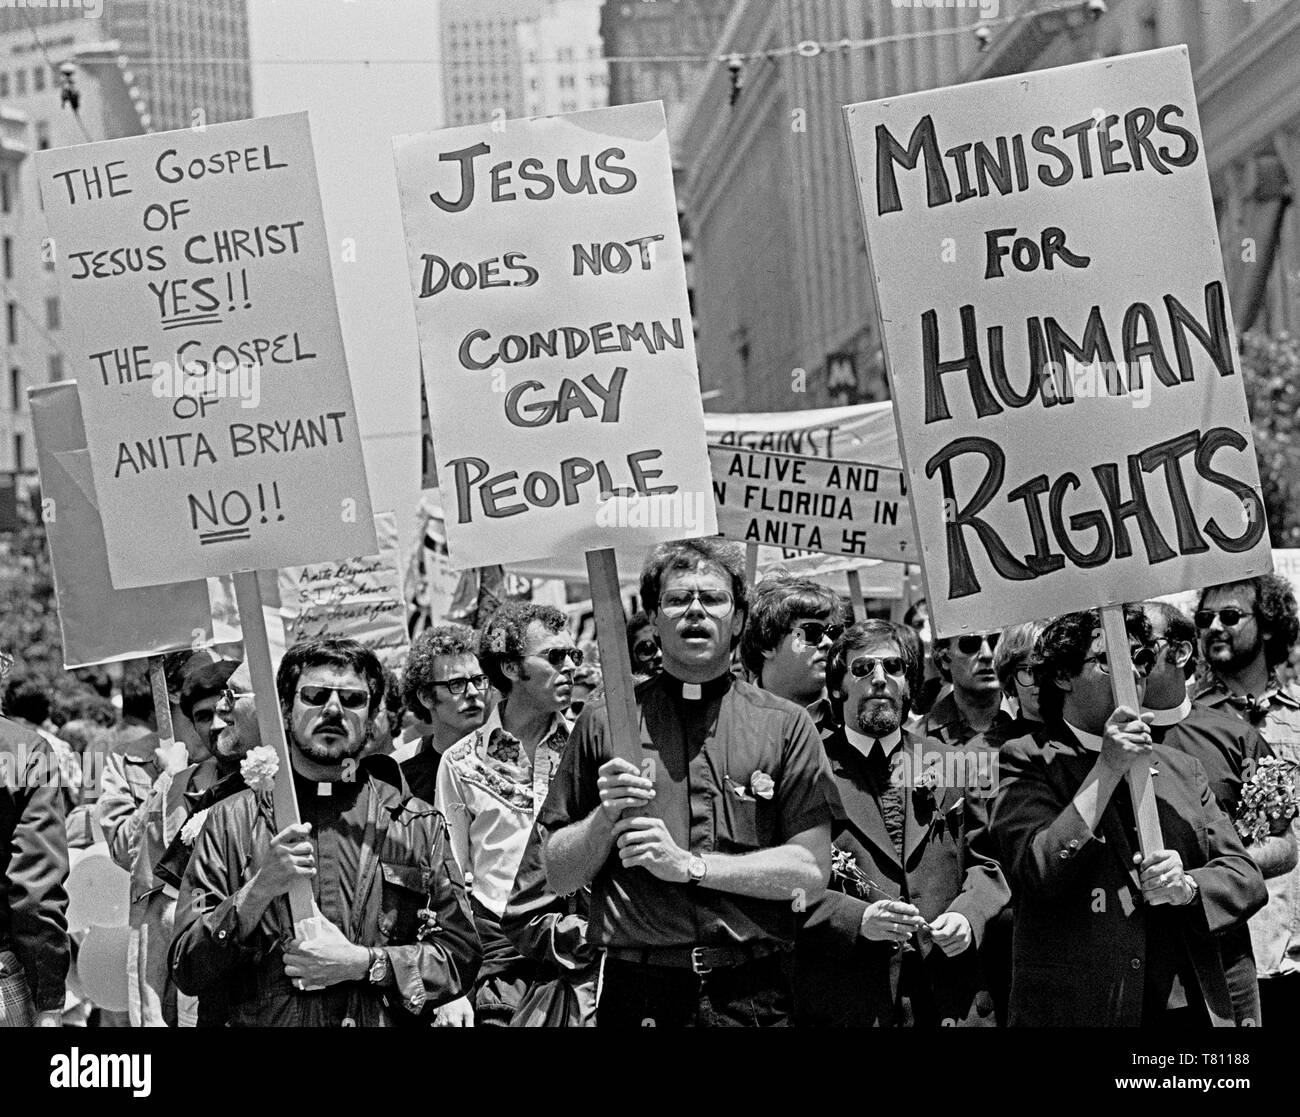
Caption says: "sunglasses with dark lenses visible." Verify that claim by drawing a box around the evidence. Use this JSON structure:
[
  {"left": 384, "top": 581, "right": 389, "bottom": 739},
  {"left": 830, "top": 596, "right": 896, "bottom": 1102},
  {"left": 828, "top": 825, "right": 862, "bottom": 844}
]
[
  {"left": 533, "top": 647, "right": 584, "bottom": 669},
  {"left": 1193, "top": 608, "right": 1254, "bottom": 629},
  {"left": 432, "top": 674, "right": 488, "bottom": 697},
  {"left": 847, "top": 655, "right": 907, "bottom": 679},
  {"left": 955, "top": 632, "right": 1000, "bottom": 655},
  {"left": 793, "top": 621, "right": 845, "bottom": 646},
  {"left": 297, "top": 684, "right": 370, "bottom": 709},
  {"left": 1082, "top": 647, "right": 1157, "bottom": 677},
  {"left": 632, "top": 639, "right": 660, "bottom": 660},
  {"left": 659, "top": 588, "right": 734, "bottom": 618}
]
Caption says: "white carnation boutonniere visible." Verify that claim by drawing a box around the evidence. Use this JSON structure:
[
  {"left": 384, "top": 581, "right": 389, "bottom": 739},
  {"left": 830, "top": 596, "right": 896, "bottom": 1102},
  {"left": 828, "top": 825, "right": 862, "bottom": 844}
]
[
  {"left": 749, "top": 770, "right": 775, "bottom": 800},
  {"left": 240, "top": 745, "right": 280, "bottom": 794},
  {"left": 179, "top": 807, "right": 210, "bottom": 847}
]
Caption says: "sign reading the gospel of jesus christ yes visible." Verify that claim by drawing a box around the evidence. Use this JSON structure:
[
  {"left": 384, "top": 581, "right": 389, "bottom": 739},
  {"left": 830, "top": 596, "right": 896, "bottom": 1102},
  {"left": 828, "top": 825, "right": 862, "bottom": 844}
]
[{"left": 844, "top": 47, "right": 1271, "bottom": 636}]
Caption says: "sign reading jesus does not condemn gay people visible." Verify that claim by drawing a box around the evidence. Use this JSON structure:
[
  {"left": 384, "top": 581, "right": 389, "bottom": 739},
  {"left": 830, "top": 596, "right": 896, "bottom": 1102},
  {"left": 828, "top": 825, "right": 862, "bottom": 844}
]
[
  {"left": 393, "top": 101, "right": 716, "bottom": 569},
  {"left": 844, "top": 47, "right": 1272, "bottom": 637},
  {"left": 36, "top": 112, "right": 376, "bottom": 589}
]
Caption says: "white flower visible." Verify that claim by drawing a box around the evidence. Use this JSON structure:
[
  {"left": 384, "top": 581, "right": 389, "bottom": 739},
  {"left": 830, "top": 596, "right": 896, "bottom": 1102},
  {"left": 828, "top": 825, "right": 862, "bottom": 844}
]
[
  {"left": 750, "top": 771, "right": 775, "bottom": 800},
  {"left": 240, "top": 745, "right": 280, "bottom": 794},
  {"left": 179, "top": 807, "right": 210, "bottom": 847}
]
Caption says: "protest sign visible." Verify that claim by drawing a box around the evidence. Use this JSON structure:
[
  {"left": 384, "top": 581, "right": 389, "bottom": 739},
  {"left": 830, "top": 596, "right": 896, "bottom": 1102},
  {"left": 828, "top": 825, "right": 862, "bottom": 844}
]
[
  {"left": 392, "top": 101, "right": 715, "bottom": 570},
  {"left": 28, "top": 382, "right": 213, "bottom": 668},
  {"left": 35, "top": 112, "right": 376, "bottom": 590},
  {"left": 709, "top": 445, "right": 915, "bottom": 562},
  {"left": 279, "top": 511, "right": 410, "bottom": 671},
  {"left": 844, "top": 47, "right": 1272, "bottom": 640}
]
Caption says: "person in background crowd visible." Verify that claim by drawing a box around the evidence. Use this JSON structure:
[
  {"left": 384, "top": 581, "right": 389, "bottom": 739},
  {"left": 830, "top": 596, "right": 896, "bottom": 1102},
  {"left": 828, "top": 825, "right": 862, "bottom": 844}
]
[
  {"left": 796, "top": 621, "right": 1008, "bottom": 1026},
  {"left": 434, "top": 603, "right": 577, "bottom": 1026},
  {"left": 541, "top": 539, "right": 833, "bottom": 1027},
  {"left": 626, "top": 610, "right": 662, "bottom": 681},
  {"left": 1141, "top": 599, "right": 1295, "bottom": 1026},
  {"left": 568, "top": 664, "right": 602, "bottom": 720},
  {"left": 364, "top": 667, "right": 405, "bottom": 757},
  {"left": 990, "top": 607, "right": 1266, "bottom": 1026},
  {"left": 904, "top": 599, "right": 942, "bottom": 717},
  {"left": 919, "top": 630, "right": 1009, "bottom": 745},
  {"left": 171, "top": 637, "right": 480, "bottom": 1026},
  {"left": 57, "top": 719, "right": 112, "bottom": 849},
  {"left": 740, "top": 577, "right": 845, "bottom": 738},
  {"left": 3, "top": 676, "right": 79, "bottom": 808},
  {"left": 1192, "top": 574, "right": 1300, "bottom": 1023},
  {"left": 1, "top": 656, "right": 69, "bottom": 1027}
]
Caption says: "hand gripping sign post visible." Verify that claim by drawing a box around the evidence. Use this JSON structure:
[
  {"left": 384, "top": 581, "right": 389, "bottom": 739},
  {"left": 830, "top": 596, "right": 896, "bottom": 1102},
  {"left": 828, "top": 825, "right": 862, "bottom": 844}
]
[
  {"left": 845, "top": 47, "right": 1274, "bottom": 854},
  {"left": 394, "top": 102, "right": 717, "bottom": 765},
  {"left": 37, "top": 114, "right": 379, "bottom": 935}
]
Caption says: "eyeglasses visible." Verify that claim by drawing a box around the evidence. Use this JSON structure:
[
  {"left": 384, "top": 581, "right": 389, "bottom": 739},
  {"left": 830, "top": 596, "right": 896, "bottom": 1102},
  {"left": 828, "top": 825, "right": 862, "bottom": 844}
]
[
  {"left": 632, "top": 639, "right": 660, "bottom": 661},
  {"left": 1193, "top": 608, "right": 1255, "bottom": 630},
  {"left": 297, "top": 684, "right": 371, "bottom": 709},
  {"left": 659, "top": 588, "right": 735, "bottom": 618},
  {"left": 955, "top": 633, "right": 1000, "bottom": 655},
  {"left": 1082, "top": 647, "right": 1157, "bottom": 678},
  {"left": 847, "top": 655, "right": 907, "bottom": 679},
  {"left": 1013, "top": 664, "right": 1039, "bottom": 688},
  {"left": 530, "top": 647, "right": 584, "bottom": 669},
  {"left": 221, "top": 685, "right": 253, "bottom": 708},
  {"left": 792, "top": 621, "right": 844, "bottom": 647},
  {"left": 430, "top": 674, "right": 488, "bottom": 697}
]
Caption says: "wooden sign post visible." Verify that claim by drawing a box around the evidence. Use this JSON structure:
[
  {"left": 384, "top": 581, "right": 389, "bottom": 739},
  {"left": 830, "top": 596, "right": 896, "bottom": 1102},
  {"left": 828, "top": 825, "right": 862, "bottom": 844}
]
[
  {"left": 585, "top": 549, "right": 643, "bottom": 767},
  {"left": 846, "top": 570, "right": 867, "bottom": 621}
]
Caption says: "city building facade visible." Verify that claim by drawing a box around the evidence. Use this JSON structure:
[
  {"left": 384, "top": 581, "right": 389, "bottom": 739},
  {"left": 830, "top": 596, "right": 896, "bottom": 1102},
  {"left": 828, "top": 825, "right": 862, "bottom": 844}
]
[{"left": 519, "top": 0, "right": 608, "bottom": 118}]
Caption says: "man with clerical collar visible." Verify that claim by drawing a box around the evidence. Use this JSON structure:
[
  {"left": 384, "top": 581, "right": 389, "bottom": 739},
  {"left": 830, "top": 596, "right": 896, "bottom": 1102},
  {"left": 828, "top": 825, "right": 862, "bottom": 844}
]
[
  {"left": 1140, "top": 600, "right": 1296, "bottom": 1026},
  {"left": 740, "top": 576, "right": 845, "bottom": 739},
  {"left": 170, "top": 637, "right": 480, "bottom": 1027},
  {"left": 919, "top": 630, "right": 1013, "bottom": 746},
  {"left": 990, "top": 607, "right": 1267, "bottom": 1027},
  {"left": 540, "top": 539, "right": 834, "bottom": 1027},
  {"left": 795, "top": 620, "right": 1009, "bottom": 1027},
  {"left": 1191, "top": 574, "right": 1300, "bottom": 1024}
]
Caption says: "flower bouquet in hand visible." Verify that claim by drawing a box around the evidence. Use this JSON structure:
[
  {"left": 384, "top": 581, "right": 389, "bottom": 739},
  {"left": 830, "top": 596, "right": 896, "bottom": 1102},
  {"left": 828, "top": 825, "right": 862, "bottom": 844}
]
[{"left": 1235, "top": 757, "right": 1300, "bottom": 845}]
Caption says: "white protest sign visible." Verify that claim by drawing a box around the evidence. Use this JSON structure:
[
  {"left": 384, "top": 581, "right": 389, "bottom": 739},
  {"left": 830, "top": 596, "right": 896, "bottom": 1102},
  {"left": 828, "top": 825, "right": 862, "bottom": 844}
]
[
  {"left": 844, "top": 47, "right": 1272, "bottom": 636},
  {"left": 708, "top": 446, "right": 914, "bottom": 561},
  {"left": 393, "top": 101, "right": 715, "bottom": 569},
  {"left": 279, "top": 511, "right": 411, "bottom": 672},
  {"left": 36, "top": 112, "right": 376, "bottom": 589}
]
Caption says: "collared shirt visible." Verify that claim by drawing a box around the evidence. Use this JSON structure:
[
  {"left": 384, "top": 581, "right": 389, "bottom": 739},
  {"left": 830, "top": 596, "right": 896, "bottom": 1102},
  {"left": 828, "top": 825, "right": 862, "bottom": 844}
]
[
  {"left": 1197, "top": 673, "right": 1300, "bottom": 977},
  {"left": 434, "top": 705, "right": 570, "bottom": 920},
  {"left": 1146, "top": 696, "right": 1193, "bottom": 728},
  {"left": 920, "top": 690, "right": 1016, "bottom": 746},
  {"left": 539, "top": 671, "right": 835, "bottom": 950},
  {"left": 843, "top": 725, "right": 902, "bottom": 762}
]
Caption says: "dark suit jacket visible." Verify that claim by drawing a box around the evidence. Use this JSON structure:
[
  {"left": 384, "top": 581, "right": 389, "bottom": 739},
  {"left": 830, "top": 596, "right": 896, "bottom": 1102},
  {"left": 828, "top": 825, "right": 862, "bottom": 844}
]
[
  {"left": 795, "top": 728, "right": 1009, "bottom": 1026},
  {"left": 990, "top": 724, "right": 1268, "bottom": 1027}
]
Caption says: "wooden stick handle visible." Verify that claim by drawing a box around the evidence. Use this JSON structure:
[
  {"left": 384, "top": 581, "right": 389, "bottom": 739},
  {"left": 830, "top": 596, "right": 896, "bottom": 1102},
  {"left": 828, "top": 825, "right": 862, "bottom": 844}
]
[
  {"left": 585, "top": 548, "right": 642, "bottom": 766},
  {"left": 847, "top": 570, "right": 867, "bottom": 619}
]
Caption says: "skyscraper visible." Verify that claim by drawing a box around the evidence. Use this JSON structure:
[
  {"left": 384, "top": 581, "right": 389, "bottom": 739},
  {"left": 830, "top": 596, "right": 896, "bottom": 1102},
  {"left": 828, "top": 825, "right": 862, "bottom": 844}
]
[
  {"left": 518, "top": 0, "right": 607, "bottom": 118},
  {"left": 440, "top": 0, "right": 543, "bottom": 128}
]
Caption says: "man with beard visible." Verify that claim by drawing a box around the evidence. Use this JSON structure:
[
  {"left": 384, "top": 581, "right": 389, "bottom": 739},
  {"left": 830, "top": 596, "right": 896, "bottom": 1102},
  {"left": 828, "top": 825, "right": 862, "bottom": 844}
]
[
  {"left": 434, "top": 603, "right": 576, "bottom": 1025},
  {"left": 740, "top": 577, "right": 845, "bottom": 738},
  {"left": 795, "top": 621, "right": 1008, "bottom": 1026},
  {"left": 990, "top": 608, "right": 1267, "bottom": 1026},
  {"left": 1192, "top": 575, "right": 1300, "bottom": 1022},
  {"left": 626, "top": 611, "right": 663, "bottom": 682},
  {"left": 170, "top": 637, "right": 480, "bottom": 1026},
  {"left": 541, "top": 539, "right": 834, "bottom": 1027},
  {"left": 1140, "top": 600, "right": 1295, "bottom": 1026},
  {"left": 919, "top": 631, "right": 1011, "bottom": 746}
]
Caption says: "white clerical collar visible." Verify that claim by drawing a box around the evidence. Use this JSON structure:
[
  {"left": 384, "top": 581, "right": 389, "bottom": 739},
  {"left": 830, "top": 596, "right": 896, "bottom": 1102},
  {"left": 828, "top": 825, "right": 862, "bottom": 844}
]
[
  {"left": 844, "top": 725, "right": 902, "bottom": 759},
  {"left": 1064, "top": 719, "right": 1104, "bottom": 752},
  {"left": 1145, "top": 696, "right": 1192, "bottom": 728},
  {"left": 681, "top": 682, "right": 702, "bottom": 700}
]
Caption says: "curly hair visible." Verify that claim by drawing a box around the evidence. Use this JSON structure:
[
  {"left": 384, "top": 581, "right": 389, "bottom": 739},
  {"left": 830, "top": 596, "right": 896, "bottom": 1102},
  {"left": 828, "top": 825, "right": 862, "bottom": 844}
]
[
  {"left": 739, "top": 577, "right": 845, "bottom": 678},
  {"left": 402, "top": 623, "right": 479, "bottom": 721},
  {"left": 1196, "top": 575, "right": 1299, "bottom": 671},
  {"left": 1143, "top": 600, "right": 1198, "bottom": 679},
  {"left": 1035, "top": 606, "right": 1152, "bottom": 723},
  {"left": 479, "top": 602, "right": 568, "bottom": 696},
  {"left": 826, "top": 621, "right": 924, "bottom": 715},
  {"left": 994, "top": 619, "right": 1048, "bottom": 693},
  {"left": 639, "top": 538, "right": 749, "bottom": 621},
  {"left": 276, "top": 637, "right": 385, "bottom": 718}
]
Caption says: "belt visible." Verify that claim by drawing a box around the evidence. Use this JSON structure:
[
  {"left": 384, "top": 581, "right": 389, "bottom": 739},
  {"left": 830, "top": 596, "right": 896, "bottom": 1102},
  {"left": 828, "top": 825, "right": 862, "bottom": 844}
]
[{"left": 605, "top": 943, "right": 787, "bottom": 975}]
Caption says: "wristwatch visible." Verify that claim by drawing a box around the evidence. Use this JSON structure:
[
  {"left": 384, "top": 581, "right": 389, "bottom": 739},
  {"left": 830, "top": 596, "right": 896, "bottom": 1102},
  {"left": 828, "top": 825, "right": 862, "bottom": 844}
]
[
  {"left": 367, "top": 947, "right": 391, "bottom": 986},
  {"left": 1178, "top": 873, "right": 1200, "bottom": 907},
  {"left": 687, "top": 854, "right": 708, "bottom": 886}
]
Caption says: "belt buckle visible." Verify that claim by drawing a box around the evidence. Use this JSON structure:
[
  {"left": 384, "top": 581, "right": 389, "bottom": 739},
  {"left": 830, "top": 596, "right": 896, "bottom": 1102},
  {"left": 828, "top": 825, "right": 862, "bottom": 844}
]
[{"left": 690, "top": 947, "right": 713, "bottom": 975}]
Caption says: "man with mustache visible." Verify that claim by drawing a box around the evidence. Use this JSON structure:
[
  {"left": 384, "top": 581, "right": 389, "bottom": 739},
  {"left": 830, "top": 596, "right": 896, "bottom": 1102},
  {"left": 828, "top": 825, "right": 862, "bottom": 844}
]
[
  {"left": 1192, "top": 574, "right": 1300, "bottom": 1023},
  {"left": 918, "top": 627, "right": 1012, "bottom": 746},
  {"left": 541, "top": 539, "right": 834, "bottom": 1027},
  {"left": 434, "top": 603, "right": 577, "bottom": 1025},
  {"left": 795, "top": 621, "right": 1009, "bottom": 1026},
  {"left": 171, "top": 637, "right": 479, "bottom": 1026},
  {"left": 740, "top": 577, "right": 845, "bottom": 739}
]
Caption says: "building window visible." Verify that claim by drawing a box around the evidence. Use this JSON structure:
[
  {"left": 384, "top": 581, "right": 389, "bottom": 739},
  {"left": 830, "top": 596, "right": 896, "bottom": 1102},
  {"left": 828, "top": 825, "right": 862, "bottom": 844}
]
[
  {"left": 48, "top": 353, "right": 63, "bottom": 382},
  {"left": 9, "top": 367, "right": 19, "bottom": 411},
  {"left": 559, "top": 74, "right": 576, "bottom": 89},
  {"left": 6, "top": 303, "right": 16, "bottom": 345},
  {"left": 12, "top": 433, "right": 23, "bottom": 472},
  {"left": 34, "top": 65, "right": 45, "bottom": 92},
  {"left": 35, "top": 121, "right": 50, "bottom": 150},
  {"left": 0, "top": 172, "right": 9, "bottom": 215},
  {"left": 45, "top": 297, "right": 59, "bottom": 331},
  {"left": 588, "top": 73, "right": 604, "bottom": 88},
  {"left": 15, "top": 69, "right": 25, "bottom": 95},
  {"left": 0, "top": 73, "right": 8, "bottom": 98},
  {"left": 2, "top": 237, "right": 11, "bottom": 281}
]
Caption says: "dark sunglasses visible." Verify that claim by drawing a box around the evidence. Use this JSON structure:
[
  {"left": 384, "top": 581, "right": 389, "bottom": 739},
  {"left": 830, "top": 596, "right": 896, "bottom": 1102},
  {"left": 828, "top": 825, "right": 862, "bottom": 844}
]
[
  {"left": 632, "top": 639, "right": 660, "bottom": 660},
  {"left": 792, "top": 621, "right": 844, "bottom": 646},
  {"left": 431, "top": 674, "right": 488, "bottom": 697},
  {"left": 297, "top": 684, "right": 370, "bottom": 709},
  {"left": 660, "top": 588, "right": 734, "bottom": 618},
  {"left": 847, "top": 655, "right": 907, "bottom": 678},
  {"left": 1193, "top": 608, "right": 1254, "bottom": 629},
  {"left": 1082, "top": 646, "right": 1157, "bottom": 678},
  {"left": 955, "top": 632, "right": 1000, "bottom": 655},
  {"left": 531, "top": 647, "right": 584, "bottom": 669}
]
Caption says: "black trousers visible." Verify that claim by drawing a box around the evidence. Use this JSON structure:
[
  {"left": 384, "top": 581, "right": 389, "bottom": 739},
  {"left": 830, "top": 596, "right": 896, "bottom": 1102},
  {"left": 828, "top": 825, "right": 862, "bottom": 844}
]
[
  {"left": 597, "top": 953, "right": 793, "bottom": 1028},
  {"left": 1258, "top": 973, "right": 1300, "bottom": 1027}
]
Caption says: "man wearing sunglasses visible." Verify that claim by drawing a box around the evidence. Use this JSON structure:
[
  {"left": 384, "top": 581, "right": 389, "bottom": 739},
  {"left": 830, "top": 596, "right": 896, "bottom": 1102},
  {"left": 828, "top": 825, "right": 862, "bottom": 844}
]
[
  {"left": 795, "top": 621, "right": 1009, "bottom": 1027},
  {"left": 919, "top": 631, "right": 1012, "bottom": 747},
  {"left": 434, "top": 603, "right": 578, "bottom": 1026},
  {"left": 541, "top": 539, "right": 834, "bottom": 1027},
  {"left": 626, "top": 611, "right": 663, "bottom": 681},
  {"left": 990, "top": 607, "right": 1267, "bottom": 1026},
  {"left": 1191, "top": 574, "right": 1300, "bottom": 1024},
  {"left": 171, "top": 637, "right": 480, "bottom": 1027},
  {"left": 740, "top": 577, "right": 846, "bottom": 737}
]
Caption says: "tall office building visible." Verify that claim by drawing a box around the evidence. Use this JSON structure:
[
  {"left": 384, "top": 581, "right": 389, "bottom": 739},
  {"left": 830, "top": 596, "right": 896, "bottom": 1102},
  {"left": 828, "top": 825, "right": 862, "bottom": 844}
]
[
  {"left": 440, "top": 0, "right": 543, "bottom": 128},
  {"left": 518, "top": 0, "right": 608, "bottom": 118}
]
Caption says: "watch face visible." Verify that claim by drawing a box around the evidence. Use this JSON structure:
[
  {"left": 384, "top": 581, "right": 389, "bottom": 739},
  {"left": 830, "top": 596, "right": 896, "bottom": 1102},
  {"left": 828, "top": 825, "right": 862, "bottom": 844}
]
[{"left": 690, "top": 857, "right": 705, "bottom": 881}]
